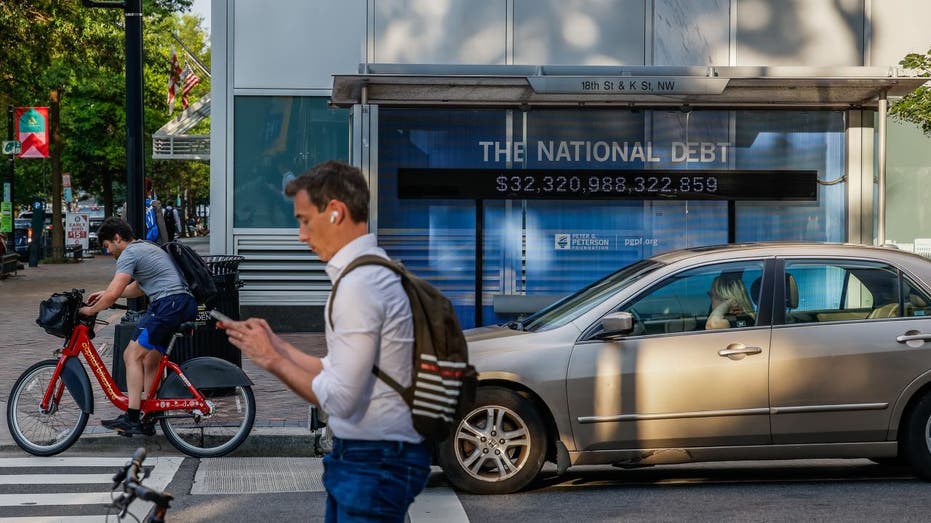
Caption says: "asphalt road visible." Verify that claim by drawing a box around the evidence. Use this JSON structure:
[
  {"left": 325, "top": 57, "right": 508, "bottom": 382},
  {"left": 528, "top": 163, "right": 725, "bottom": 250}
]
[{"left": 26, "top": 453, "right": 931, "bottom": 522}]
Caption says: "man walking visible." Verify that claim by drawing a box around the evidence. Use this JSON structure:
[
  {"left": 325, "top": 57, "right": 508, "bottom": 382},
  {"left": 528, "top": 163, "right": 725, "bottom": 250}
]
[
  {"left": 219, "top": 161, "right": 430, "bottom": 521},
  {"left": 78, "top": 217, "right": 197, "bottom": 435},
  {"left": 164, "top": 203, "right": 183, "bottom": 241}
]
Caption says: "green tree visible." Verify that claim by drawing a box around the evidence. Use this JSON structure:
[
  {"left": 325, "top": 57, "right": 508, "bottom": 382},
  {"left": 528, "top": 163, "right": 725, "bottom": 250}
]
[
  {"left": 0, "top": 0, "right": 201, "bottom": 257},
  {"left": 0, "top": 1, "right": 119, "bottom": 256},
  {"left": 891, "top": 48, "right": 931, "bottom": 135}
]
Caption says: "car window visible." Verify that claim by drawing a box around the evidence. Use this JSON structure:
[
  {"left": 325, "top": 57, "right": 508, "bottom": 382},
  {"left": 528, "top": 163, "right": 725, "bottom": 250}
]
[
  {"left": 784, "top": 260, "right": 899, "bottom": 324},
  {"left": 600, "top": 260, "right": 765, "bottom": 337},
  {"left": 903, "top": 276, "right": 931, "bottom": 318}
]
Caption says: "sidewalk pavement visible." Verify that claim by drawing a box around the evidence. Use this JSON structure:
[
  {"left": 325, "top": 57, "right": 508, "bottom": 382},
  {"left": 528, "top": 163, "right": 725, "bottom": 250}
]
[{"left": 0, "top": 238, "right": 327, "bottom": 456}]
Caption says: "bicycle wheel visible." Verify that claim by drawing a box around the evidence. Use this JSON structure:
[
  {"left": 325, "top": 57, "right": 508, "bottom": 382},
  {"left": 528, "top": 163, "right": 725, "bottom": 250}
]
[
  {"left": 7, "top": 360, "right": 89, "bottom": 456},
  {"left": 159, "top": 385, "right": 255, "bottom": 458}
]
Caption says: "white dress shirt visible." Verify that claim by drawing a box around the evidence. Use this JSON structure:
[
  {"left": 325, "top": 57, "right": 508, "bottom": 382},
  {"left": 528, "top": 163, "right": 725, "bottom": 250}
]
[{"left": 311, "top": 234, "right": 421, "bottom": 443}]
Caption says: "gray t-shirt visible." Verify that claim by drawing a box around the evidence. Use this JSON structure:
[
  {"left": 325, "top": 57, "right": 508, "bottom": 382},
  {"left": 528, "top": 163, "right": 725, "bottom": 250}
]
[{"left": 116, "top": 241, "right": 190, "bottom": 302}]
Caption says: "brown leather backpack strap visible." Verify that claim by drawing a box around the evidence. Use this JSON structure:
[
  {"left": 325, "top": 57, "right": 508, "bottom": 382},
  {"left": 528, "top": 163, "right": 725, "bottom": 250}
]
[
  {"left": 326, "top": 254, "right": 403, "bottom": 329},
  {"left": 372, "top": 365, "right": 409, "bottom": 400}
]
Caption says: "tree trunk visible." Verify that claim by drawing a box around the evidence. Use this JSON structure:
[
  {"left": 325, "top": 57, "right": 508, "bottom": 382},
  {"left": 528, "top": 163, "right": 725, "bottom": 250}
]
[{"left": 49, "top": 88, "right": 63, "bottom": 259}]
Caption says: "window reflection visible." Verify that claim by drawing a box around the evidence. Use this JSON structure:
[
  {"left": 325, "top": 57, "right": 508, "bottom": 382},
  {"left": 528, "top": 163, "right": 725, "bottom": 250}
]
[{"left": 233, "top": 97, "right": 350, "bottom": 228}]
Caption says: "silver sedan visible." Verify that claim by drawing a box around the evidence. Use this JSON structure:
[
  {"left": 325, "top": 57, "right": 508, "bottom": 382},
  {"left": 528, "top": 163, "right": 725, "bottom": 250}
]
[{"left": 438, "top": 243, "right": 931, "bottom": 494}]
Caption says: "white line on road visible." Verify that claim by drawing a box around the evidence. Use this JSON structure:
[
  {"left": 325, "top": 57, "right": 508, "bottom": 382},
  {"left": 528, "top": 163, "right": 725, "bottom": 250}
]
[
  {"left": 0, "top": 473, "right": 113, "bottom": 484},
  {"left": 0, "top": 517, "right": 108, "bottom": 523},
  {"left": 408, "top": 487, "right": 470, "bottom": 523}
]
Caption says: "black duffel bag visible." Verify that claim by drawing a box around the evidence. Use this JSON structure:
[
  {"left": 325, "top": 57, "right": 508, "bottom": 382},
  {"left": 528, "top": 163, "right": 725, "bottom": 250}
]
[{"left": 36, "top": 290, "right": 82, "bottom": 338}]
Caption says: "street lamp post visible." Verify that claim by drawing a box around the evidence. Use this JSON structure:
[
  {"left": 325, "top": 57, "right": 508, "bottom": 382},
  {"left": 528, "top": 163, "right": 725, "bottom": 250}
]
[
  {"left": 83, "top": 0, "right": 145, "bottom": 311},
  {"left": 82, "top": 0, "right": 145, "bottom": 243}
]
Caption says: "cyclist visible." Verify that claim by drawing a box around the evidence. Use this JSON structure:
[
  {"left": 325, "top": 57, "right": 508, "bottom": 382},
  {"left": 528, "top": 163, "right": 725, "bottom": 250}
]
[{"left": 78, "top": 217, "right": 196, "bottom": 436}]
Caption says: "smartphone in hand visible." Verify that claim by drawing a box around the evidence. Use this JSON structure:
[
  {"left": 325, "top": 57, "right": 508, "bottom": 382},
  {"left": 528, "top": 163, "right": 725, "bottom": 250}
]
[{"left": 209, "top": 309, "right": 234, "bottom": 324}]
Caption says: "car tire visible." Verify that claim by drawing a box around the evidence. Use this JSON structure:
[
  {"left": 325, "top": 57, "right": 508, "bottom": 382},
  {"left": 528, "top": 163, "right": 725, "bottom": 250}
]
[
  {"left": 438, "top": 386, "right": 547, "bottom": 494},
  {"left": 903, "top": 392, "right": 931, "bottom": 480}
]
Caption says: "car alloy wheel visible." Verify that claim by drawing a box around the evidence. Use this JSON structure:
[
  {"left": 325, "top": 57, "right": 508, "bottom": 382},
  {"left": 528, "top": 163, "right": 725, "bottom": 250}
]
[{"left": 439, "top": 387, "right": 547, "bottom": 494}]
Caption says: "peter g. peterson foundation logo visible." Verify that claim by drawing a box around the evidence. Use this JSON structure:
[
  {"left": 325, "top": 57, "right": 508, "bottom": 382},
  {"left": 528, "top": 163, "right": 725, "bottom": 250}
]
[
  {"left": 554, "top": 234, "right": 571, "bottom": 250},
  {"left": 554, "top": 233, "right": 613, "bottom": 251}
]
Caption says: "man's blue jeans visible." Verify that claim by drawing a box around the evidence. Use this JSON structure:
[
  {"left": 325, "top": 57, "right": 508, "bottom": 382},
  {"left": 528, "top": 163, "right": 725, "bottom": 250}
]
[{"left": 323, "top": 437, "right": 432, "bottom": 522}]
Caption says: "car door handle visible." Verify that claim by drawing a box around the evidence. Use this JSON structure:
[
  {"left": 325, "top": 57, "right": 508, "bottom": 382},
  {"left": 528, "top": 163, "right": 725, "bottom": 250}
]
[
  {"left": 896, "top": 331, "right": 931, "bottom": 344},
  {"left": 718, "top": 344, "right": 763, "bottom": 359}
]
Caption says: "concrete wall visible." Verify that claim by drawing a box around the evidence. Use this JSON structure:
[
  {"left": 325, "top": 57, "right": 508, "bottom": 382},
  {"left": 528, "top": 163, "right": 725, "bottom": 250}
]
[
  {"left": 654, "top": 0, "right": 731, "bottom": 66},
  {"left": 870, "top": 0, "right": 931, "bottom": 65},
  {"left": 513, "top": 0, "right": 645, "bottom": 65},
  {"left": 736, "top": 0, "right": 866, "bottom": 66},
  {"left": 233, "top": 0, "right": 366, "bottom": 89},
  {"left": 374, "top": 0, "right": 507, "bottom": 64}
]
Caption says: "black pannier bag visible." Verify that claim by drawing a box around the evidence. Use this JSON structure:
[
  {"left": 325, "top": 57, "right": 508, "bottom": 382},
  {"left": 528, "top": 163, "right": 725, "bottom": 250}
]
[{"left": 36, "top": 291, "right": 81, "bottom": 338}]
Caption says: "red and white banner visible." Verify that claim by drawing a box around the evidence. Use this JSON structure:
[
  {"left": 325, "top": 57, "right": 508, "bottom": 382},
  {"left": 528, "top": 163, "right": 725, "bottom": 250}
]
[{"left": 15, "top": 106, "right": 49, "bottom": 159}]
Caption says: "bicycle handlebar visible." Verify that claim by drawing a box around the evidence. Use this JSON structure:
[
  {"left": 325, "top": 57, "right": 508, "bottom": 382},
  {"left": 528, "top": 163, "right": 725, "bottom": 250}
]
[
  {"left": 111, "top": 447, "right": 172, "bottom": 521},
  {"left": 122, "top": 479, "right": 174, "bottom": 505}
]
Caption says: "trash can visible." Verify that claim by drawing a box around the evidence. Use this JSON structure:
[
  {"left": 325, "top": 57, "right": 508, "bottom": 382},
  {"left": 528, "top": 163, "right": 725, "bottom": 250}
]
[
  {"left": 112, "top": 255, "right": 246, "bottom": 390},
  {"left": 170, "top": 255, "right": 246, "bottom": 368},
  {"left": 113, "top": 310, "right": 145, "bottom": 391}
]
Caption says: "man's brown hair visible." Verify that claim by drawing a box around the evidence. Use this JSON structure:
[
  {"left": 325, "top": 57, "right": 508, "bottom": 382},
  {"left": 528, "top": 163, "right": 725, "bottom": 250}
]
[
  {"left": 97, "top": 217, "right": 135, "bottom": 243},
  {"left": 284, "top": 160, "right": 369, "bottom": 223}
]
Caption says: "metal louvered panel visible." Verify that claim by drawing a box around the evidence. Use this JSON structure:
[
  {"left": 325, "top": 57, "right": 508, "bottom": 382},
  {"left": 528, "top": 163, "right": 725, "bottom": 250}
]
[{"left": 234, "top": 234, "right": 331, "bottom": 305}]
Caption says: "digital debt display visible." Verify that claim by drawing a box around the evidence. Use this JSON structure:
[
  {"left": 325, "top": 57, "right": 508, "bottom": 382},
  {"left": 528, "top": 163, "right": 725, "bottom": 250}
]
[{"left": 398, "top": 168, "right": 818, "bottom": 201}]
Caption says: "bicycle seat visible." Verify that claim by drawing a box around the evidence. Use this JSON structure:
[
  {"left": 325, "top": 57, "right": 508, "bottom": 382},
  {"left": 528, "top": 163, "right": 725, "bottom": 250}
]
[{"left": 175, "top": 321, "right": 196, "bottom": 337}]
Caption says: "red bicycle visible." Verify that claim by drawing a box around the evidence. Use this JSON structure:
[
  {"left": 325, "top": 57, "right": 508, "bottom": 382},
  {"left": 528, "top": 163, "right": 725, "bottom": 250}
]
[{"left": 6, "top": 289, "right": 255, "bottom": 458}]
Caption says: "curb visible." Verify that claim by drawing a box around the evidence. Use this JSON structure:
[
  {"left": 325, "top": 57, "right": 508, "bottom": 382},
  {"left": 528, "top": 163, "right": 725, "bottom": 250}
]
[{"left": 0, "top": 426, "right": 321, "bottom": 458}]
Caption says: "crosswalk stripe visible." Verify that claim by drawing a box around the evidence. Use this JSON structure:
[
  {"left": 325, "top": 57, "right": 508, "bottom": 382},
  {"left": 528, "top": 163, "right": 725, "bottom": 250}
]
[
  {"left": 0, "top": 473, "right": 112, "bottom": 485},
  {"left": 0, "top": 457, "right": 137, "bottom": 467},
  {"left": 0, "top": 517, "right": 106, "bottom": 523},
  {"left": 0, "top": 456, "right": 184, "bottom": 521},
  {"left": 0, "top": 492, "right": 116, "bottom": 506}
]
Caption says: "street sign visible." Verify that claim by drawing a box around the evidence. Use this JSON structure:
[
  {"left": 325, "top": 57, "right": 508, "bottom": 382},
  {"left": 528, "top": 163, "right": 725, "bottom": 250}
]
[
  {"left": 65, "top": 213, "right": 89, "bottom": 251},
  {"left": 2, "top": 140, "right": 21, "bottom": 155}
]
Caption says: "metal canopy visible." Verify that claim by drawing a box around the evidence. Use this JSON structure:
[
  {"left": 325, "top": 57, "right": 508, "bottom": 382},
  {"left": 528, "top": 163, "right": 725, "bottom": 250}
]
[{"left": 331, "top": 64, "right": 927, "bottom": 109}]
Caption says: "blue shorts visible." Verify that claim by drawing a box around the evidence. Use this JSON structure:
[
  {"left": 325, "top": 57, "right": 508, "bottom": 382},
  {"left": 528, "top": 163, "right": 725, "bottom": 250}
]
[{"left": 132, "top": 293, "right": 197, "bottom": 353}]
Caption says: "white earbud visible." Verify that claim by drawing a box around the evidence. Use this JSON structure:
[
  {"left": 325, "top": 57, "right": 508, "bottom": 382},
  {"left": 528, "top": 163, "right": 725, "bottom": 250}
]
[{"left": 329, "top": 211, "right": 339, "bottom": 224}]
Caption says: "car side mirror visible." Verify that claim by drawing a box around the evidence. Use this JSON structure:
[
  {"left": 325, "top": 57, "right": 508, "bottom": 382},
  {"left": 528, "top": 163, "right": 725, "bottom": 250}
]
[{"left": 599, "top": 311, "right": 634, "bottom": 339}]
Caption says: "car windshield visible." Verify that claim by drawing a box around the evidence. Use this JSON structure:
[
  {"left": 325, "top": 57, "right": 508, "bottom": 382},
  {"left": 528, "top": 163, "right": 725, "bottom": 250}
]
[{"left": 519, "top": 259, "right": 665, "bottom": 332}]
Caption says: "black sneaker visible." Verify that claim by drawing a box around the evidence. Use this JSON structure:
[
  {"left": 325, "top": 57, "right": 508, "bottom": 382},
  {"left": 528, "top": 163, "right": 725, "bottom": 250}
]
[
  {"left": 103, "top": 414, "right": 155, "bottom": 437},
  {"left": 101, "top": 414, "right": 128, "bottom": 429}
]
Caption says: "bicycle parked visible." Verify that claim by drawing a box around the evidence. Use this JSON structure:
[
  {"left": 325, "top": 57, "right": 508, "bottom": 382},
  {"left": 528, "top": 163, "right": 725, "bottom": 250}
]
[
  {"left": 6, "top": 288, "right": 256, "bottom": 458},
  {"left": 109, "top": 447, "right": 173, "bottom": 523}
]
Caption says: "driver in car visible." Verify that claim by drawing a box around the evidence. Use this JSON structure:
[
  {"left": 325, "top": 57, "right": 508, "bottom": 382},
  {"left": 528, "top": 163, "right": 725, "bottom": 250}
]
[{"left": 706, "top": 274, "right": 756, "bottom": 329}]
